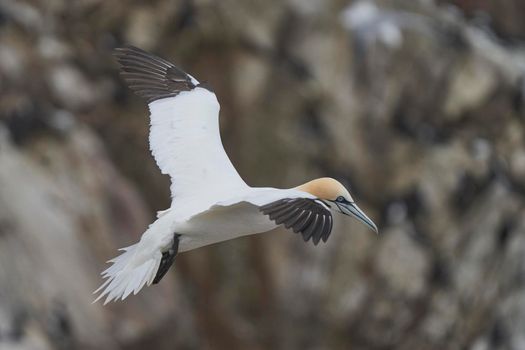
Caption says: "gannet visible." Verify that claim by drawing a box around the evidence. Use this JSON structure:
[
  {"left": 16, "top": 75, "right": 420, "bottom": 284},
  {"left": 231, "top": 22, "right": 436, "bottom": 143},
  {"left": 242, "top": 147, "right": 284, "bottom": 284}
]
[{"left": 94, "top": 46, "right": 378, "bottom": 304}]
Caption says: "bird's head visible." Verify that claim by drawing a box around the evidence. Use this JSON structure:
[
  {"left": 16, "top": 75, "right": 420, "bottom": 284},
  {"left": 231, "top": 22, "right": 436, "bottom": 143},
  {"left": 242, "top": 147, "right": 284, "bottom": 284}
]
[{"left": 297, "top": 177, "right": 378, "bottom": 233}]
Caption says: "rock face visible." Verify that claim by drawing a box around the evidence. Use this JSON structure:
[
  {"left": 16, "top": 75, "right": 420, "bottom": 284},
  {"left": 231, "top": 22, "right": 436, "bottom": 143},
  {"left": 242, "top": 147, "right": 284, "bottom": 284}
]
[
  {"left": 0, "top": 0, "right": 524, "bottom": 349},
  {"left": 0, "top": 127, "right": 192, "bottom": 349}
]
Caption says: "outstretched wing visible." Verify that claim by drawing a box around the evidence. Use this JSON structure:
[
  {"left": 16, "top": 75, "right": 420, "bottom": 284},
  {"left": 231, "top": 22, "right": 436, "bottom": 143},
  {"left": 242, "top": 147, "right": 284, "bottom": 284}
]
[
  {"left": 260, "top": 198, "right": 333, "bottom": 245},
  {"left": 115, "top": 46, "right": 248, "bottom": 203}
]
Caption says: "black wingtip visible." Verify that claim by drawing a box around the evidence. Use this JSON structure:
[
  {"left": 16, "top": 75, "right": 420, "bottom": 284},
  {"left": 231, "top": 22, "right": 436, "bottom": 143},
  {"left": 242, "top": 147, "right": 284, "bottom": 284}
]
[
  {"left": 113, "top": 45, "right": 151, "bottom": 61},
  {"left": 261, "top": 198, "right": 334, "bottom": 245},
  {"left": 113, "top": 45, "right": 196, "bottom": 103}
]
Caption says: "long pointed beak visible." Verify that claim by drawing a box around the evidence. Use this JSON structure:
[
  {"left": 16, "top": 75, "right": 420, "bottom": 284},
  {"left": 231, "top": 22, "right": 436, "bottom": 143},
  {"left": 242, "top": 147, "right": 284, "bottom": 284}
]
[{"left": 341, "top": 202, "right": 378, "bottom": 234}]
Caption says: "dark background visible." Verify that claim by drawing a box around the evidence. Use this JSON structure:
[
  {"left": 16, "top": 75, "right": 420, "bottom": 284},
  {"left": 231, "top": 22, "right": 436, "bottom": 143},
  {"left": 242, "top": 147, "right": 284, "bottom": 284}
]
[{"left": 0, "top": 0, "right": 524, "bottom": 349}]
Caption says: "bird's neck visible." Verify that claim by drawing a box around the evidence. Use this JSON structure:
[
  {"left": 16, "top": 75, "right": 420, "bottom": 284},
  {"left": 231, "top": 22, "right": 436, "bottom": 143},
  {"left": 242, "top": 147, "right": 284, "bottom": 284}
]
[{"left": 295, "top": 178, "right": 327, "bottom": 198}]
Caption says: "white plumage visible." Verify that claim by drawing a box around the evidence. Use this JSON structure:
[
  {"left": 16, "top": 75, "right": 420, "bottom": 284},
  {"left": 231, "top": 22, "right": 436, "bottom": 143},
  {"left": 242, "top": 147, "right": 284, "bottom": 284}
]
[
  {"left": 149, "top": 88, "right": 249, "bottom": 203},
  {"left": 94, "top": 46, "right": 377, "bottom": 304}
]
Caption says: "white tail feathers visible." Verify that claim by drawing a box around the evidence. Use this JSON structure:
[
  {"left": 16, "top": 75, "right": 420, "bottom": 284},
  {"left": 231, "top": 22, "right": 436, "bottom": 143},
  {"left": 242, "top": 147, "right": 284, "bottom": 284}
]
[{"left": 93, "top": 243, "right": 162, "bottom": 304}]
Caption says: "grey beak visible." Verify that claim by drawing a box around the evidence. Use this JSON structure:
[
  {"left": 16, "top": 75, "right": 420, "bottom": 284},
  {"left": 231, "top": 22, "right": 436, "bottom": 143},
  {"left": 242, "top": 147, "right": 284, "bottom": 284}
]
[{"left": 341, "top": 202, "right": 378, "bottom": 234}]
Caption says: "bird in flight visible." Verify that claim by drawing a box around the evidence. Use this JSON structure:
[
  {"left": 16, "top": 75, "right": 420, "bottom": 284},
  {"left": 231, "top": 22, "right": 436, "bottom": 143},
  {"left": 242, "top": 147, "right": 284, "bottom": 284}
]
[{"left": 94, "top": 46, "right": 378, "bottom": 304}]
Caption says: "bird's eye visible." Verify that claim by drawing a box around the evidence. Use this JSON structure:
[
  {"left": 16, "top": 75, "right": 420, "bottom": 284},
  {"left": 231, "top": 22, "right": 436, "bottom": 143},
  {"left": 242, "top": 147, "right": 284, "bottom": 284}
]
[{"left": 336, "top": 196, "right": 345, "bottom": 202}]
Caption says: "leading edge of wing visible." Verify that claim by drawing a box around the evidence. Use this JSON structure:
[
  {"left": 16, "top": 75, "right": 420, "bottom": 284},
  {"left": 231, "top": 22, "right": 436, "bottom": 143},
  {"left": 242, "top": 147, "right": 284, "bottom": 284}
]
[
  {"left": 115, "top": 46, "right": 248, "bottom": 203},
  {"left": 114, "top": 45, "right": 212, "bottom": 103}
]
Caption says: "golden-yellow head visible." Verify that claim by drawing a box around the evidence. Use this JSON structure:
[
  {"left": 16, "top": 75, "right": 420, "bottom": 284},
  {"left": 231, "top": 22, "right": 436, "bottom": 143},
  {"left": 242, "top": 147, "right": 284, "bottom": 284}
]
[
  {"left": 297, "top": 177, "right": 377, "bottom": 233},
  {"left": 297, "top": 177, "right": 353, "bottom": 202}
]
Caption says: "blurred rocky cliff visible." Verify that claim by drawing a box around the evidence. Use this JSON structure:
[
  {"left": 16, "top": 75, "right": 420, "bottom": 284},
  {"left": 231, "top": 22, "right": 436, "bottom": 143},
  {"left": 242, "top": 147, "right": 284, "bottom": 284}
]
[{"left": 0, "top": 0, "right": 524, "bottom": 349}]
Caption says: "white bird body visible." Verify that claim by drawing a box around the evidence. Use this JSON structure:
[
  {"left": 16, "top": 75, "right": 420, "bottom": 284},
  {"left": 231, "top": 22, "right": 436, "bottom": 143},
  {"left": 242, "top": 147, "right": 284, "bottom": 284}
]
[
  {"left": 177, "top": 187, "right": 316, "bottom": 251},
  {"left": 94, "top": 46, "right": 377, "bottom": 304}
]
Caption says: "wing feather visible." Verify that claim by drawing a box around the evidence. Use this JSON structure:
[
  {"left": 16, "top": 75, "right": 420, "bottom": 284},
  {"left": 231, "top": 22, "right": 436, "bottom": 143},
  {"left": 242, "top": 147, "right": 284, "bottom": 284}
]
[
  {"left": 115, "top": 46, "right": 247, "bottom": 206},
  {"left": 260, "top": 198, "right": 334, "bottom": 245}
]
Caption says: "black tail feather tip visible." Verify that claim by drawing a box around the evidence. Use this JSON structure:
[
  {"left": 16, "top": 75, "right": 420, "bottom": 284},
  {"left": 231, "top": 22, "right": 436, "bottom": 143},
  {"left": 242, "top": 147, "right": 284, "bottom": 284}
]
[{"left": 152, "top": 234, "right": 180, "bottom": 284}]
